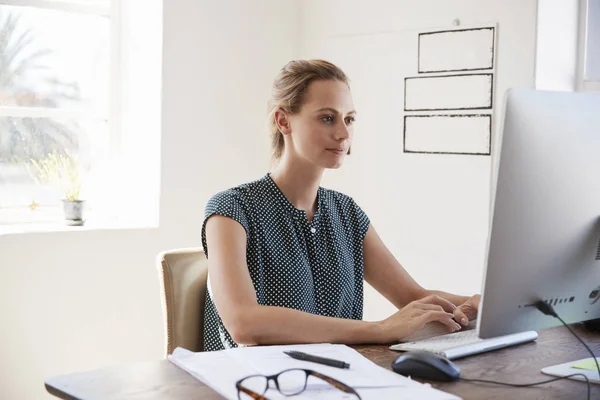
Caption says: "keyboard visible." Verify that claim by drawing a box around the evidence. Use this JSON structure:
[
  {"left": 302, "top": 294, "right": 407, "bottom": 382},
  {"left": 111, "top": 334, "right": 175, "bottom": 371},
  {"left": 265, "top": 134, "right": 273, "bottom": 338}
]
[{"left": 390, "top": 329, "right": 538, "bottom": 360}]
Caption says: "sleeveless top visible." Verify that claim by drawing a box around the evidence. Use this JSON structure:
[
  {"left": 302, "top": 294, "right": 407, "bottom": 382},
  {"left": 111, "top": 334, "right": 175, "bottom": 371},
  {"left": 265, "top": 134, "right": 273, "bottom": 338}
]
[{"left": 201, "top": 174, "right": 370, "bottom": 351}]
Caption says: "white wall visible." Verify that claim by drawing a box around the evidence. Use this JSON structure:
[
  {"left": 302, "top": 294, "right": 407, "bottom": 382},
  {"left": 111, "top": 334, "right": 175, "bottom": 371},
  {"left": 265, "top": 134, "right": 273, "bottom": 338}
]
[
  {"left": 536, "top": 0, "right": 579, "bottom": 91},
  {"left": 1, "top": 1, "right": 540, "bottom": 398},
  {"left": 0, "top": 1, "right": 298, "bottom": 398},
  {"left": 297, "top": 0, "right": 539, "bottom": 321}
]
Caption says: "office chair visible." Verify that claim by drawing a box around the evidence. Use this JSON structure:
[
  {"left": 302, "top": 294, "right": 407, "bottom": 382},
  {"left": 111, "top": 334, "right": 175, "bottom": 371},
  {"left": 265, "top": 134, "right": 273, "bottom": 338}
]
[{"left": 156, "top": 248, "right": 208, "bottom": 357}]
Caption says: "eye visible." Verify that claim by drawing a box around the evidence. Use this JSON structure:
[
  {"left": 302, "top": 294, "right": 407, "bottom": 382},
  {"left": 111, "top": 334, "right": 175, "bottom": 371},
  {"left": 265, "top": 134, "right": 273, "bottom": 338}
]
[
  {"left": 320, "top": 115, "right": 334, "bottom": 124},
  {"left": 345, "top": 116, "right": 355, "bottom": 125}
]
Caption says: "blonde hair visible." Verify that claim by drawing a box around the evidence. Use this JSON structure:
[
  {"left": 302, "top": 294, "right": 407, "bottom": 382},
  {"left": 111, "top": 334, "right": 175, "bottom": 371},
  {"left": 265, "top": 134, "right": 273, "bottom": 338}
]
[{"left": 268, "top": 60, "right": 350, "bottom": 161}]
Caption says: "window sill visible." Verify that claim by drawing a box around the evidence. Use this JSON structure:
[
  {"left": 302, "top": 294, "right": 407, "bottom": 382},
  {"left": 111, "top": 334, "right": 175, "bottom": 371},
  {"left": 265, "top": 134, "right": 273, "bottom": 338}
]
[{"left": 0, "top": 217, "right": 158, "bottom": 236}]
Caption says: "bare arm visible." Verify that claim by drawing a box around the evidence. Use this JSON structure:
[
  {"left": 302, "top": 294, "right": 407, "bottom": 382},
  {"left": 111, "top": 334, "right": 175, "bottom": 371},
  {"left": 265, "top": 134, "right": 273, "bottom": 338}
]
[
  {"left": 363, "top": 224, "right": 473, "bottom": 323},
  {"left": 205, "top": 215, "right": 461, "bottom": 346},
  {"left": 205, "top": 215, "right": 381, "bottom": 345},
  {"left": 363, "top": 224, "right": 427, "bottom": 309}
]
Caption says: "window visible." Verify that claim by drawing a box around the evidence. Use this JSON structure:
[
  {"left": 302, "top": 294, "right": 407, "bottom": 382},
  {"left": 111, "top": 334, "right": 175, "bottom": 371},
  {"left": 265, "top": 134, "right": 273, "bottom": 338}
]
[
  {"left": 580, "top": 0, "right": 600, "bottom": 91},
  {"left": 0, "top": 0, "right": 162, "bottom": 233},
  {"left": 0, "top": 0, "right": 112, "bottom": 226}
]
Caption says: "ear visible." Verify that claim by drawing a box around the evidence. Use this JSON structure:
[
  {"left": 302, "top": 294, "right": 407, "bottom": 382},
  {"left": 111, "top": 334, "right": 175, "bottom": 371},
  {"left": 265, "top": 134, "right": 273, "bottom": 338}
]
[{"left": 274, "top": 108, "right": 292, "bottom": 136}]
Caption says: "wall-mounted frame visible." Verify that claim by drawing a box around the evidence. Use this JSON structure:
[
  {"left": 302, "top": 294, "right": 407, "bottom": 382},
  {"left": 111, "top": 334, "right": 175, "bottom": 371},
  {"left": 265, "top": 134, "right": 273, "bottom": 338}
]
[
  {"left": 403, "top": 114, "right": 492, "bottom": 156},
  {"left": 418, "top": 27, "right": 495, "bottom": 73},
  {"left": 404, "top": 73, "right": 493, "bottom": 111}
]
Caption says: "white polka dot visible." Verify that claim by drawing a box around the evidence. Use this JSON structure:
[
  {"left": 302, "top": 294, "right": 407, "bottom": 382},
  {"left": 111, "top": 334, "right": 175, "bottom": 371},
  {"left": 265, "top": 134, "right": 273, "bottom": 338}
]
[{"left": 200, "top": 173, "right": 370, "bottom": 351}]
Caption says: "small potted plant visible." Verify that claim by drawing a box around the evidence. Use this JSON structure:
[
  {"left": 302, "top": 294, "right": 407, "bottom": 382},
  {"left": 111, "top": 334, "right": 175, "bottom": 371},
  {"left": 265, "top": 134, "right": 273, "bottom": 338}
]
[{"left": 28, "top": 151, "right": 85, "bottom": 225}]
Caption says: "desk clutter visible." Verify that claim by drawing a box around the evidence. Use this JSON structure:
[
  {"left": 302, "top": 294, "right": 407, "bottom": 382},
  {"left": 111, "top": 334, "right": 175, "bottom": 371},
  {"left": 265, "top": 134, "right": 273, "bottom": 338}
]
[{"left": 168, "top": 343, "right": 461, "bottom": 399}]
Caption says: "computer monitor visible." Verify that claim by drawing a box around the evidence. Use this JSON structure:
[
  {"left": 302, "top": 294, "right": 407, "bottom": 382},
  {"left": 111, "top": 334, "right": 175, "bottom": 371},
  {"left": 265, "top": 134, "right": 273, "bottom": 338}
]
[{"left": 477, "top": 88, "right": 600, "bottom": 340}]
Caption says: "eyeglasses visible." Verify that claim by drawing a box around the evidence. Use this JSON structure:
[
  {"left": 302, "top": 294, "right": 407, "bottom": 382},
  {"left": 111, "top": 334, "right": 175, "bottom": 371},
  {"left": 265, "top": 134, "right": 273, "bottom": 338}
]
[{"left": 235, "top": 368, "right": 362, "bottom": 400}]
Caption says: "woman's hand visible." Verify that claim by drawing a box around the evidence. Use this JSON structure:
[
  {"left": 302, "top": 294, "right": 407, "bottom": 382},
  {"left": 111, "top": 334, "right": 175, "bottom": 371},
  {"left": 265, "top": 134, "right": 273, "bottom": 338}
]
[
  {"left": 452, "top": 294, "right": 481, "bottom": 326},
  {"left": 379, "top": 295, "right": 463, "bottom": 343}
]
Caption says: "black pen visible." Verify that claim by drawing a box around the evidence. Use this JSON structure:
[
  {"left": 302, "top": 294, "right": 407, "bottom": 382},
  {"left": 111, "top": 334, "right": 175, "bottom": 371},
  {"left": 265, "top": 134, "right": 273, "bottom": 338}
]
[{"left": 283, "top": 350, "right": 350, "bottom": 369}]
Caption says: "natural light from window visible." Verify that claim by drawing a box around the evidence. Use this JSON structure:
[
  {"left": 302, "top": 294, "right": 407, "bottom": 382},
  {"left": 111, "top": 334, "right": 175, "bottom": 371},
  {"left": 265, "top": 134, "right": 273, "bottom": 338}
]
[{"left": 0, "top": 1, "right": 111, "bottom": 226}]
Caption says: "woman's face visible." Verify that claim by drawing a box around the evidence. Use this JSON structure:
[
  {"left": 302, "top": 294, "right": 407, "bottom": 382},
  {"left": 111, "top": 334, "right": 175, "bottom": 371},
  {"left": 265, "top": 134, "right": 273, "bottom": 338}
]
[{"left": 280, "top": 79, "right": 356, "bottom": 169}]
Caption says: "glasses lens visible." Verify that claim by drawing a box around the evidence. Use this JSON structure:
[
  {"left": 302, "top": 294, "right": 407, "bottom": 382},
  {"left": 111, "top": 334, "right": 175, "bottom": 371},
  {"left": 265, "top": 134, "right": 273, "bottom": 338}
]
[
  {"left": 238, "top": 375, "right": 268, "bottom": 399},
  {"left": 277, "top": 369, "right": 308, "bottom": 395}
]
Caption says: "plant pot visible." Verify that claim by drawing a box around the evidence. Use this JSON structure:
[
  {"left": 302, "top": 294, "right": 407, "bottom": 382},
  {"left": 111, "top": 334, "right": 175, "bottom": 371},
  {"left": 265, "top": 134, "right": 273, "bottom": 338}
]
[{"left": 62, "top": 199, "right": 85, "bottom": 226}]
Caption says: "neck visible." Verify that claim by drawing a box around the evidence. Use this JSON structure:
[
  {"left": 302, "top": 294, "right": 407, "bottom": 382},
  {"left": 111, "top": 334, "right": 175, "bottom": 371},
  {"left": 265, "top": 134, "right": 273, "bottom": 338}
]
[{"left": 269, "top": 154, "right": 323, "bottom": 214}]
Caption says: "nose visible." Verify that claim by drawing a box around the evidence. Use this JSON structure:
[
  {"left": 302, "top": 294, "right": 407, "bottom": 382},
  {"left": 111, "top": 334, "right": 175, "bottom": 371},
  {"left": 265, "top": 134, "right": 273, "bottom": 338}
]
[{"left": 334, "top": 120, "right": 351, "bottom": 140}]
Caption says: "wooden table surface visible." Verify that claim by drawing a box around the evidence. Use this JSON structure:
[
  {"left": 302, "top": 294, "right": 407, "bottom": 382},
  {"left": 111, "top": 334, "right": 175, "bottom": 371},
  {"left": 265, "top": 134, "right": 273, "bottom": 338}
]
[{"left": 46, "top": 324, "right": 600, "bottom": 400}]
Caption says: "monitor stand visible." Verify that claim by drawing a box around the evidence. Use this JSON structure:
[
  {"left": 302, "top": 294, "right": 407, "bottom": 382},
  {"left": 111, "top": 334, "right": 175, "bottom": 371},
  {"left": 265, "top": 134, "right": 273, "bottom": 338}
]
[{"left": 541, "top": 358, "right": 600, "bottom": 384}]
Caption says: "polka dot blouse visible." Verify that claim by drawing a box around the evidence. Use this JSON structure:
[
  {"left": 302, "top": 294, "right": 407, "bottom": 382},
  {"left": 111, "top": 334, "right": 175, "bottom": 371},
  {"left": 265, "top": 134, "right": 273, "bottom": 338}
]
[{"left": 201, "top": 173, "right": 370, "bottom": 351}]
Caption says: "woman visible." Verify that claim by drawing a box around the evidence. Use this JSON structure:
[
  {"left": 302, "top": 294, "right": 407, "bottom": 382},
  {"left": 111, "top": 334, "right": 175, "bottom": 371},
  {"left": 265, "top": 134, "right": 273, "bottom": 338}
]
[{"left": 202, "top": 59, "right": 480, "bottom": 351}]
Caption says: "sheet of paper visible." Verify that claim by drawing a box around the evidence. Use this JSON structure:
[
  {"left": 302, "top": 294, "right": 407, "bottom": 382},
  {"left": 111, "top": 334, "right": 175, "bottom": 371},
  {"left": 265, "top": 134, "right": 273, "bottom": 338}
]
[
  {"left": 169, "top": 345, "right": 461, "bottom": 400},
  {"left": 169, "top": 348, "right": 253, "bottom": 400},
  {"left": 247, "top": 386, "right": 462, "bottom": 400},
  {"left": 572, "top": 358, "right": 600, "bottom": 371},
  {"left": 225, "top": 343, "right": 418, "bottom": 389},
  {"left": 357, "top": 386, "right": 461, "bottom": 400}
]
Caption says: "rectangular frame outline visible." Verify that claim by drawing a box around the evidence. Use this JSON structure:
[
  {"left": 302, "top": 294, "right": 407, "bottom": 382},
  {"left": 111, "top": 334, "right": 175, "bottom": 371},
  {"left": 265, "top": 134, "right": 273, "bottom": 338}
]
[
  {"left": 418, "top": 27, "right": 495, "bottom": 74},
  {"left": 403, "top": 113, "right": 492, "bottom": 156},
  {"left": 404, "top": 73, "right": 494, "bottom": 112}
]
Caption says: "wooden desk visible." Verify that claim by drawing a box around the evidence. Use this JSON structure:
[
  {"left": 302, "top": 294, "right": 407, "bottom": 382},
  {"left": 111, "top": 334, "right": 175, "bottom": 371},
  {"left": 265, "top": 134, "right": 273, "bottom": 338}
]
[{"left": 46, "top": 324, "right": 600, "bottom": 400}]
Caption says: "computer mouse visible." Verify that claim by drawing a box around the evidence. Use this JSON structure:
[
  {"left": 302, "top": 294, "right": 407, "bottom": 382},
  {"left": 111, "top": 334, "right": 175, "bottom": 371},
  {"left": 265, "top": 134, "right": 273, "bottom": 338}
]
[{"left": 391, "top": 350, "right": 461, "bottom": 382}]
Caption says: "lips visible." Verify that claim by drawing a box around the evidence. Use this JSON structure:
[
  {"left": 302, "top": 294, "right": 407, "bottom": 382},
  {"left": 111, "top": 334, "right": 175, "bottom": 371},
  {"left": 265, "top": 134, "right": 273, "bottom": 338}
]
[{"left": 327, "top": 149, "right": 345, "bottom": 154}]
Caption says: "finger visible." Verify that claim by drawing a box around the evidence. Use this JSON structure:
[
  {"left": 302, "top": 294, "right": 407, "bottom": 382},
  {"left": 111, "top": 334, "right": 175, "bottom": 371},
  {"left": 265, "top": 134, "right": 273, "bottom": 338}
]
[
  {"left": 453, "top": 308, "right": 469, "bottom": 326},
  {"left": 419, "top": 310, "right": 462, "bottom": 332},
  {"left": 459, "top": 304, "right": 478, "bottom": 320},
  {"left": 422, "top": 311, "right": 461, "bottom": 332},
  {"left": 421, "top": 295, "right": 457, "bottom": 313},
  {"left": 418, "top": 303, "right": 446, "bottom": 313}
]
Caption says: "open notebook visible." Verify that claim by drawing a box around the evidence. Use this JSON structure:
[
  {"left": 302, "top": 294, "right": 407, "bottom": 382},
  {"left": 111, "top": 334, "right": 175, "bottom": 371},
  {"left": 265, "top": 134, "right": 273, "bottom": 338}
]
[{"left": 390, "top": 320, "right": 538, "bottom": 360}]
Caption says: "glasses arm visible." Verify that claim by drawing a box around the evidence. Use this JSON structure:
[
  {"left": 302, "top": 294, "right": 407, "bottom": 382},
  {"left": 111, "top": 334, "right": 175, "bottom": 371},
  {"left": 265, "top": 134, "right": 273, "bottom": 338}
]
[
  {"left": 307, "top": 370, "right": 362, "bottom": 399},
  {"left": 236, "top": 382, "right": 270, "bottom": 400}
]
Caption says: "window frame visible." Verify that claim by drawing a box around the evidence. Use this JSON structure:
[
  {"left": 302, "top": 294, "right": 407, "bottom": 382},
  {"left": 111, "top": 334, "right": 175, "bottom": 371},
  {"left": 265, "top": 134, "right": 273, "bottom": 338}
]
[
  {"left": 0, "top": 0, "right": 122, "bottom": 216},
  {"left": 0, "top": 0, "right": 109, "bottom": 16},
  {"left": 578, "top": 0, "right": 600, "bottom": 92}
]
